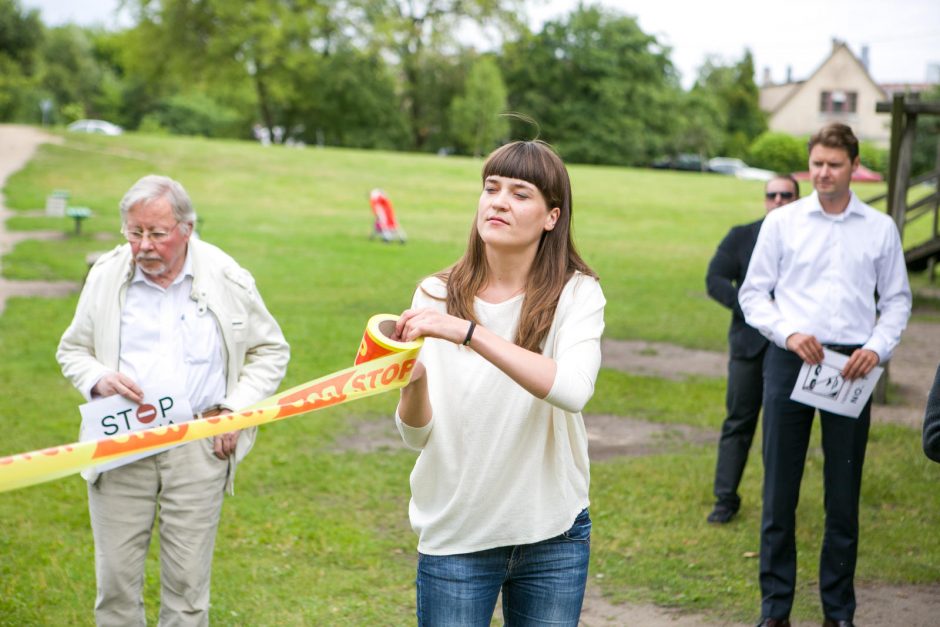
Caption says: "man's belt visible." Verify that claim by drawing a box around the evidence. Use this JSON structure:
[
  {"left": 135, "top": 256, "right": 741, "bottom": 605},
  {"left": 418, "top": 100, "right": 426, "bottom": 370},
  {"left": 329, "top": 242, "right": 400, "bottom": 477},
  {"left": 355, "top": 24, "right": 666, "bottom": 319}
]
[
  {"left": 196, "top": 405, "right": 225, "bottom": 420},
  {"left": 822, "top": 343, "right": 863, "bottom": 357}
]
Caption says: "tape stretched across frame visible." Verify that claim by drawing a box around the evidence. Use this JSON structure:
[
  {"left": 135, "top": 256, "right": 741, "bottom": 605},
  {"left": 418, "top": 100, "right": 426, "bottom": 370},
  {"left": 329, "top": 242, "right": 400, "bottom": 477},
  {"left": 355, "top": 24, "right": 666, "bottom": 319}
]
[{"left": 0, "top": 315, "right": 423, "bottom": 493}]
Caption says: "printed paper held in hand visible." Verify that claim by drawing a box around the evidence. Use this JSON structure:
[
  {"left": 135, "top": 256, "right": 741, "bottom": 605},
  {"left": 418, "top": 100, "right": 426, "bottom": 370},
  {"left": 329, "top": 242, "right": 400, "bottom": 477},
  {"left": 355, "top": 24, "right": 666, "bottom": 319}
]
[
  {"left": 789, "top": 348, "right": 882, "bottom": 418},
  {"left": 79, "top": 382, "right": 194, "bottom": 473}
]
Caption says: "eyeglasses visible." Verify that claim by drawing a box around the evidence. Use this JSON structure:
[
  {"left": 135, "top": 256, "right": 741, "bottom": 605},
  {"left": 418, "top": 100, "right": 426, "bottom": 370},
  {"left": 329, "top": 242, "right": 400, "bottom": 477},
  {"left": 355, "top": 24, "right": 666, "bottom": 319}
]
[
  {"left": 124, "top": 222, "right": 180, "bottom": 243},
  {"left": 765, "top": 191, "right": 795, "bottom": 200}
]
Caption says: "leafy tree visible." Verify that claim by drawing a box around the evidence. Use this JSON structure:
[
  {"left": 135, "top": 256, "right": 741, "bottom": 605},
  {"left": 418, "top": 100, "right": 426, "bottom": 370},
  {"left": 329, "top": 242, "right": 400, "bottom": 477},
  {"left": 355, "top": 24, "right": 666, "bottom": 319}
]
[
  {"left": 38, "top": 26, "right": 123, "bottom": 123},
  {"left": 449, "top": 56, "right": 509, "bottom": 156},
  {"left": 289, "top": 46, "right": 410, "bottom": 149},
  {"left": 0, "top": 0, "right": 42, "bottom": 120},
  {"left": 0, "top": 0, "right": 41, "bottom": 70},
  {"left": 398, "top": 48, "right": 468, "bottom": 152},
  {"left": 103, "top": 21, "right": 256, "bottom": 134},
  {"left": 356, "top": 0, "right": 523, "bottom": 149},
  {"left": 671, "top": 89, "right": 725, "bottom": 160},
  {"left": 145, "top": 92, "right": 242, "bottom": 137},
  {"left": 691, "top": 50, "right": 767, "bottom": 157},
  {"left": 500, "top": 4, "right": 681, "bottom": 166},
  {"left": 83, "top": 29, "right": 151, "bottom": 129},
  {"left": 912, "top": 85, "right": 940, "bottom": 177},
  {"left": 123, "top": 0, "right": 332, "bottom": 134},
  {"left": 725, "top": 51, "right": 765, "bottom": 147}
]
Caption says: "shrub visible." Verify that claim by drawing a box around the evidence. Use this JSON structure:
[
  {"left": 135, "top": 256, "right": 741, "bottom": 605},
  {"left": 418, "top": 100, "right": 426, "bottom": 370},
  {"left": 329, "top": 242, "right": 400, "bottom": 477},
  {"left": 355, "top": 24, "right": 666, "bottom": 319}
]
[
  {"left": 723, "top": 131, "right": 751, "bottom": 159},
  {"left": 859, "top": 141, "right": 889, "bottom": 175},
  {"left": 748, "top": 131, "right": 806, "bottom": 173},
  {"left": 149, "top": 93, "right": 242, "bottom": 138},
  {"left": 136, "top": 114, "right": 168, "bottom": 135},
  {"left": 59, "top": 102, "right": 85, "bottom": 124}
]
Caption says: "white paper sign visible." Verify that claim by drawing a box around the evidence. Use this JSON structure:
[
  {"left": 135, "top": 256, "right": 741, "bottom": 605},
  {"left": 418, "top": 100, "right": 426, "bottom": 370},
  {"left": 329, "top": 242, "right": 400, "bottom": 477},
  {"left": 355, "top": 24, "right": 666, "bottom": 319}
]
[
  {"left": 789, "top": 348, "right": 882, "bottom": 418},
  {"left": 79, "top": 382, "right": 194, "bottom": 473}
]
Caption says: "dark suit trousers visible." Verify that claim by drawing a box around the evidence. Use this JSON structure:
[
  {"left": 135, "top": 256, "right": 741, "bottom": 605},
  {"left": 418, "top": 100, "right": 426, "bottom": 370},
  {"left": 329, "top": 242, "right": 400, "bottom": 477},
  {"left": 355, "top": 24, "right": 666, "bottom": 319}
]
[
  {"left": 713, "top": 347, "right": 766, "bottom": 510},
  {"left": 759, "top": 345, "right": 870, "bottom": 621}
]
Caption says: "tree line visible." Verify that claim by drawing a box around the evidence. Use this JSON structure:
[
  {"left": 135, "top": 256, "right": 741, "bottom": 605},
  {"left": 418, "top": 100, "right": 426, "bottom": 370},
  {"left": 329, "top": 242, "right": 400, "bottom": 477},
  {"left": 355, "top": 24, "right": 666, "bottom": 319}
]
[{"left": 7, "top": 0, "right": 933, "bottom": 173}]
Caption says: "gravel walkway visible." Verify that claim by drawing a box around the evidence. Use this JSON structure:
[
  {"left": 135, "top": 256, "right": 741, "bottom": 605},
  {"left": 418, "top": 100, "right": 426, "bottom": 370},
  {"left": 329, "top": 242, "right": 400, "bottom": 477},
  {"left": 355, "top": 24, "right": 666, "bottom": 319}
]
[{"left": 0, "top": 125, "right": 77, "bottom": 314}]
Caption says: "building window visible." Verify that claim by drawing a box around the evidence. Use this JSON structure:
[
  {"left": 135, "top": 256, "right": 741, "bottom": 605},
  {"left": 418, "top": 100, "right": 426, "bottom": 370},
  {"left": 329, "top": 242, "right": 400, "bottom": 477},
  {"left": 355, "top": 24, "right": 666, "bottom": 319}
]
[{"left": 820, "top": 90, "right": 858, "bottom": 113}]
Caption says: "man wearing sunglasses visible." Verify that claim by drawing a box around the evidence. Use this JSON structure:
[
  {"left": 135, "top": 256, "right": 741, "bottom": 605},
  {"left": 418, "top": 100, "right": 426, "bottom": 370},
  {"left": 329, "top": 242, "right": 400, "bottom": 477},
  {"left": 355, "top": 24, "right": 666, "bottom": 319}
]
[
  {"left": 740, "top": 124, "right": 911, "bottom": 627},
  {"left": 57, "top": 175, "right": 290, "bottom": 626},
  {"left": 705, "top": 174, "right": 800, "bottom": 525}
]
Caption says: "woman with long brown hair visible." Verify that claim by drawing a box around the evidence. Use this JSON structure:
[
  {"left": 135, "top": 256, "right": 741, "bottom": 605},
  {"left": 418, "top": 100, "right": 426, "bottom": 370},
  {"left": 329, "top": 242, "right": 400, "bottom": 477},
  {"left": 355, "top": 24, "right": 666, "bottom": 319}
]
[{"left": 393, "top": 140, "right": 605, "bottom": 625}]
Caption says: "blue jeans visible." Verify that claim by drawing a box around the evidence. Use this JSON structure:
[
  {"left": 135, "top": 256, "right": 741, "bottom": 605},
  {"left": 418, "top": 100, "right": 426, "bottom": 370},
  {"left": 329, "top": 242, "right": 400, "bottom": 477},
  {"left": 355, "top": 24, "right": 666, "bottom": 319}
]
[{"left": 416, "top": 509, "right": 591, "bottom": 626}]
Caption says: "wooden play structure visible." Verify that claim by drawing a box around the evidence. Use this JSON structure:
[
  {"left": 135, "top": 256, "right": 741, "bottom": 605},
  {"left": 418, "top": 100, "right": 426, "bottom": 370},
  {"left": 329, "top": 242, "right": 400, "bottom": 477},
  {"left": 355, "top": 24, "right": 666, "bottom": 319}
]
[
  {"left": 865, "top": 92, "right": 940, "bottom": 401},
  {"left": 869, "top": 93, "right": 940, "bottom": 275}
]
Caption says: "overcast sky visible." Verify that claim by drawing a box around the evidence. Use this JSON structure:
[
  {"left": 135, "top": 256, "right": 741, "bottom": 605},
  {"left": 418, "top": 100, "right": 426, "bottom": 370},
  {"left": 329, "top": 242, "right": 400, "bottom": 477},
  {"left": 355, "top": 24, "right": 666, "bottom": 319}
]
[{"left": 23, "top": 0, "right": 940, "bottom": 89}]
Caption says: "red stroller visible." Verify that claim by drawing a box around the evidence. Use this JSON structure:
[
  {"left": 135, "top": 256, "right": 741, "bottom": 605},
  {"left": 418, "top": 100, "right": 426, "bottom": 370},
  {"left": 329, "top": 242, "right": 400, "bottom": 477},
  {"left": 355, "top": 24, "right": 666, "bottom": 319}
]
[{"left": 369, "top": 189, "right": 407, "bottom": 243}]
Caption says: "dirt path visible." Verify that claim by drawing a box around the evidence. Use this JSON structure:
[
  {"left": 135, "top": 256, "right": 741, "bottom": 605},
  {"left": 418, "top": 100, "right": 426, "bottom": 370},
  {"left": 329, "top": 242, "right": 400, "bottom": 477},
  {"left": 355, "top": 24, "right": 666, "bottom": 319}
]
[
  {"left": 580, "top": 581, "right": 940, "bottom": 627},
  {"left": 0, "top": 124, "right": 76, "bottom": 314},
  {"left": 602, "top": 317, "right": 940, "bottom": 429},
  {"left": 601, "top": 338, "right": 727, "bottom": 380}
]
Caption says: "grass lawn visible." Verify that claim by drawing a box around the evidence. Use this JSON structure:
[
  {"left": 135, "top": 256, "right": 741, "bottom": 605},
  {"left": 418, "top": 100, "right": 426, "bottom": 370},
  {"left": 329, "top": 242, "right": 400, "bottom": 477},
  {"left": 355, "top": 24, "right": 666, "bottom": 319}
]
[{"left": 1, "top": 132, "right": 938, "bottom": 625}]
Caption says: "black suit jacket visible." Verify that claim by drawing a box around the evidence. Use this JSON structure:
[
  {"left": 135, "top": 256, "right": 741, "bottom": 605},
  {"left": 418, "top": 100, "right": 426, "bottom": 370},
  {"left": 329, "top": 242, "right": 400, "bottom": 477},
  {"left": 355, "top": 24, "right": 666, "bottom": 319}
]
[{"left": 706, "top": 218, "right": 769, "bottom": 360}]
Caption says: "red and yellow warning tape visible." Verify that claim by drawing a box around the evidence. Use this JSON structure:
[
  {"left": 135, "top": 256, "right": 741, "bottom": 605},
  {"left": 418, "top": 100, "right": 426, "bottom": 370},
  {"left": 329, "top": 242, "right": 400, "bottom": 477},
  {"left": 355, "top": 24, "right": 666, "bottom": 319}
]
[{"left": 0, "top": 315, "right": 422, "bottom": 493}]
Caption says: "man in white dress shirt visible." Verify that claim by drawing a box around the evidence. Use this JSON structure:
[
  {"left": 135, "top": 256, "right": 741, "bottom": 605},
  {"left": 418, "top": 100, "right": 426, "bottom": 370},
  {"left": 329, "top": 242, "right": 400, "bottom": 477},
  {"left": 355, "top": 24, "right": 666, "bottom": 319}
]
[
  {"left": 739, "top": 123, "right": 911, "bottom": 627},
  {"left": 57, "top": 175, "right": 289, "bottom": 626}
]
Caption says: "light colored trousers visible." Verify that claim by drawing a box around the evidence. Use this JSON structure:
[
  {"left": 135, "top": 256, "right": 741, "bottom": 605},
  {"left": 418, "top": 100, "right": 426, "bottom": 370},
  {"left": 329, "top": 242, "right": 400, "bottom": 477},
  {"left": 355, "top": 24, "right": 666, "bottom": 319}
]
[{"left": 87, "top": 438, "right": 228, "bottom": 627}]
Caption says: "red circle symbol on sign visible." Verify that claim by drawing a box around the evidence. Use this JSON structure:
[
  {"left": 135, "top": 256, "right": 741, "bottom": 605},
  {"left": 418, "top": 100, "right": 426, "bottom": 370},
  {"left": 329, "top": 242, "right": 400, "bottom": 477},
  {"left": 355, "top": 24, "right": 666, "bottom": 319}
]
[{"left": 137, "top": 404, "right": 157, "bottom": 424}]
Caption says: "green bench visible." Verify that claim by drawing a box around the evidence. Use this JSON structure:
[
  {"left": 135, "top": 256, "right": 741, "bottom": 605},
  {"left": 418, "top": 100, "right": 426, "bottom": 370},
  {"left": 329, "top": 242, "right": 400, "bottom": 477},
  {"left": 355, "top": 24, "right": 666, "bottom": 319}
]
[{"left": 65, "top": 206, "right": 93, "bottom": 235}]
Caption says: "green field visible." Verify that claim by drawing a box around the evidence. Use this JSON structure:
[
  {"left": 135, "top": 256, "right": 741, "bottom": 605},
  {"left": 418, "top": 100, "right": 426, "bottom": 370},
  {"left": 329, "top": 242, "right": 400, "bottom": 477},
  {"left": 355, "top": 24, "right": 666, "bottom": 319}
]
[{"left": 1, "top": 132, "right": 937, "bottom": 625}]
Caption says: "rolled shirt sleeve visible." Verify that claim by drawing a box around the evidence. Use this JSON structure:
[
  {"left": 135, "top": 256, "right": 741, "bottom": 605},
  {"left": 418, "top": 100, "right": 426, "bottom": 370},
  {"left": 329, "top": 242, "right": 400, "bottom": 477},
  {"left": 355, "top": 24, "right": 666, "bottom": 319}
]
[
  {"left": 738, "top": 213, "right": 794, "bottom": 347},
  {"left": 396, "top": 411, "right": 433, "bottom": 450},
  {"left": 862, "top": 225, "right": 912, "bottom": 362},
  {"left": 542, "top": 276, "right": 606, "bottom": 413}
]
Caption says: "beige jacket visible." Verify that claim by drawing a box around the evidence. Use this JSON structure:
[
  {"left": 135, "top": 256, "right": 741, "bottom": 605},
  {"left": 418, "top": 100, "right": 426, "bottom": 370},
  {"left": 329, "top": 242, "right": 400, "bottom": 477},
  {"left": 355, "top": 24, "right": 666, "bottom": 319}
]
[{"left": 56, "top": 239, "right": 290, "bottom": 492}]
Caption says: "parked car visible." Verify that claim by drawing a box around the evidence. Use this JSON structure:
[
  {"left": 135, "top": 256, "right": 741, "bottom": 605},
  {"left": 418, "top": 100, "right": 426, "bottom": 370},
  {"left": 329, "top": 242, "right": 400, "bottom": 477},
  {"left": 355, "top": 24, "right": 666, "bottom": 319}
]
[
  {"left": 66, "top": 119, "right": 123, "bottom": 136},
  {"left": 707, "top": 157, "right": 776, "bottom": 181},
  {"left": 792, "top": 164, "right": 884, "bottom": 183},
  {"left": 651, "top": 153, "right": 706, "bottom": 172}
]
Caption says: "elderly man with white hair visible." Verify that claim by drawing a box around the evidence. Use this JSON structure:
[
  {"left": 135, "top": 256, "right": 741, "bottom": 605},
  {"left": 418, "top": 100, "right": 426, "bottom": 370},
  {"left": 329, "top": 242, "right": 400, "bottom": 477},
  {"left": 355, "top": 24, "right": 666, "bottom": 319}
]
[{"left": 57, "top": 175, "right": 289, "bottom": 626}]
